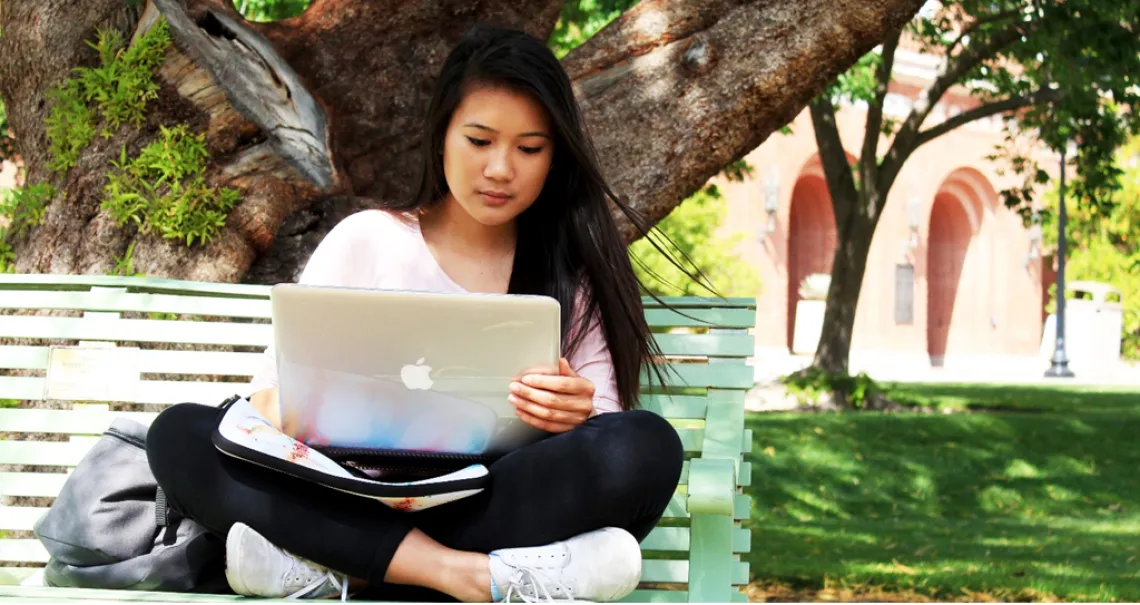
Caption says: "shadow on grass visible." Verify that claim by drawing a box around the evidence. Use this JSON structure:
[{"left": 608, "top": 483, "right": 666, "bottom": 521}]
[
  {"left": 883, "top": 382, "right": 1140, "bottom": 416},
  {"left": 743, "top": 385, "right": 1140, "bottom": 601}
]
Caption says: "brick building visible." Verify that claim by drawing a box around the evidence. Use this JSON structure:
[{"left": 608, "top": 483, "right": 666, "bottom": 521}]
[{"left": 714, "top": 43, "right": 1061, "bottom": 378}]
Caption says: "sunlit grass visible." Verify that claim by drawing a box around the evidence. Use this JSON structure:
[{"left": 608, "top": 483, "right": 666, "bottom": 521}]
[{"left": 743, "top": 383, "right": 1140, "bottom": 601}]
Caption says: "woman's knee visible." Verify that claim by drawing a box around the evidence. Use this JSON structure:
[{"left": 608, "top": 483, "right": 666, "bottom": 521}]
[
  {"left": 146, "top": 403, "right": 218, "bottom": 484},
  {"left": 589, "top": 409, "right": 684, "bottom": 497}
]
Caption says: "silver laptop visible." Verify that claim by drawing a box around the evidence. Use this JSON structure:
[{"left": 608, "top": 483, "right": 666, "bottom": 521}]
[{"left": 269, "top": 284, "right": 561, "bottom": 458}]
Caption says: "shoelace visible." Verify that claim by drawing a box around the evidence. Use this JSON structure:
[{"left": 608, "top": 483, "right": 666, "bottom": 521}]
[
  {"left": 286, "top": 569, "right": 349, "bottom": 601},
  {"left": 503, "top": 565, "right": 575, "bottom": 603}
]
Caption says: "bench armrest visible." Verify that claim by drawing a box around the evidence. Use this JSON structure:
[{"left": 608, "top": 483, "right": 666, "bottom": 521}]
[{"left": 686, "top": 457, "right": 736, "bottom": 516}]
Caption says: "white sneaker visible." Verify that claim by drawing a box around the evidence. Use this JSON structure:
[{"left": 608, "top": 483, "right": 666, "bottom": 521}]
[
  {"left": 225, "top": 522, "right": 349, "bottom": 600},
  {"left": 489, "top": 527, "right": 642, "bottom": 602}
]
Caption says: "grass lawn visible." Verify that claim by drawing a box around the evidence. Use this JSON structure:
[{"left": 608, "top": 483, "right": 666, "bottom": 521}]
[{"left": 743, "top": 383, "right": 1140, "bottom": 602}]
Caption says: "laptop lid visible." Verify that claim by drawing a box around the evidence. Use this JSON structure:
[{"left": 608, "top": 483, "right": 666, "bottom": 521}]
[{"left": 269, "top": 284, "right": 561, "bottom": 455}]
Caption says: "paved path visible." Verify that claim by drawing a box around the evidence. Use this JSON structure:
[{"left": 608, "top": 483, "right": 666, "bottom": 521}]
[{"left": 750, "top": 348, "right": 1140, "bottom": 388}]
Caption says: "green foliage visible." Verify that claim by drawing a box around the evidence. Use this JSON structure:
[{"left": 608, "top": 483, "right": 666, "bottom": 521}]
[
  {"left": 0, "top": 183, "right": 57, "bottom": 273},
  {"left": 110, "top": 241, "right": 142, "bottom": 277},
  {"left": 719, "top": 158, "right": 755, "bottom": 183},
  {"left": 0, "top": 237, "right": 13, "bottom": 273},
  {"left": 906, "top": 1, "right": 1139, "bottom": 214},
  {"left": 0, "top": 95, "right": 12, "bottom": 163},
  {"left": 1043, "top": 137, "right": 1140, "bottom": 359},
  {"left": 235, "top": 0, "right": 310, "bottom": 22},
  {"left": 548, "top": 0, "right": 640, "bottom": 59},
  {"left": 0, "top": 183, "right": 54, "bottom": 236},
  {"left": 780, "top": 366, "right": 880, "bottom": 410},
  {"left": 44, "top": 80, "right": 96, "bottom": 174},
  {"left": 629, "top": 182, "right": 760, "bottom": 298},
  {"left": 823, "top": 51, "right": 883, "bottom": 106},
  {"left": 44, "top": 20, "right": 171, "bottom": 173},
  {"left": 103, "top": 124, "right": 241, "bottom": 246}
]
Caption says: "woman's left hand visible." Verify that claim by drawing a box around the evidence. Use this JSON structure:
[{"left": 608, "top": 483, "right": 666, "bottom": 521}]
[{"left": 509, "top": 358, "right": 594, "bottom": 433}]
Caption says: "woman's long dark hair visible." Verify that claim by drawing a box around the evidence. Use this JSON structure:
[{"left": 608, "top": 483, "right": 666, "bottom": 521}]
[{"left": 387, "top": 23, "right": 699, "bottom": 410}]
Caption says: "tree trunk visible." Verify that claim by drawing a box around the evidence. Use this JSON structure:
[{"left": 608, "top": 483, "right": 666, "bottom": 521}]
[
  {"left": 0, "top": 0, "right": 924, "bottom": 284},
  {"left": 812, "top": 200, "right": 878, "bottom": 374}
]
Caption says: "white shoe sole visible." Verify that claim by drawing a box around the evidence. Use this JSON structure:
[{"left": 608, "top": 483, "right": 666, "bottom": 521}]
[{"left": 225, "top": 522, "right": 256, "bottom": 596}]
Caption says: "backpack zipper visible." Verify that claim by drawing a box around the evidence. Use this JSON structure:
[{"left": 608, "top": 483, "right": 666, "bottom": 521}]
[
  {"left": 317, "top": 446, "right": 494, "bottom": 465},
  {"left": 104, "top": 426, "right": 146, "bottom": 450}
]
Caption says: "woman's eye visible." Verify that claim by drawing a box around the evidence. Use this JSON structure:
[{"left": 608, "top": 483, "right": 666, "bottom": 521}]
[
  {"left": 519, "top": 146, "right": 544, "bottom": 155},
  {"left": 465, "top": 136, "right": 491, "bottom": 147}
]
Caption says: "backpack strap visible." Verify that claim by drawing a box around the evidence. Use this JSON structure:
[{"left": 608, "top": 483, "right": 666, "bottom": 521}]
[{"left": 155, "top": 486, "right": 171, "bottom": 528}]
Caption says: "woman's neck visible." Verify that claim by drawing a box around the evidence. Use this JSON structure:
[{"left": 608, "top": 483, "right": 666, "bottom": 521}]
[{"left": 421, "top": 195, "right": 516, "bottom": 259}]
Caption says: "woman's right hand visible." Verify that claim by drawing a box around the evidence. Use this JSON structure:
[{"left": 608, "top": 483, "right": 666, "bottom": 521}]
[{"left": 249, "top": 387, "right": 282, "bottom": 430}]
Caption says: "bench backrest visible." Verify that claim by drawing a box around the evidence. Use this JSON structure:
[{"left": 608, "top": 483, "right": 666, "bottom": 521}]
[{"left": 0, "top": 274, "right": 754, "bottom": 602}]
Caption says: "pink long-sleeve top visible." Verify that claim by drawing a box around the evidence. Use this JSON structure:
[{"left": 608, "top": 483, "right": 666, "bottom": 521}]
[{"left": 248, "top": 209, "right": 621, "bottom": 415}]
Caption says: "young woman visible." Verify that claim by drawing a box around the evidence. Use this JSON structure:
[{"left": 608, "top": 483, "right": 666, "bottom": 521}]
[{"left": 147, "top": 24, "right": 686, "bottom": 602}]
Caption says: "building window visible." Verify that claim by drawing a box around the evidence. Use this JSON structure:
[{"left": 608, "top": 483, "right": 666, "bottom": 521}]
[{"left": 895, "top": 263, "right": 915, "bottom": 325}]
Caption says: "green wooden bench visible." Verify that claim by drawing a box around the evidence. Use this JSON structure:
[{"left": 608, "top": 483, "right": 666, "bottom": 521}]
[{"left": 0, "top": 273, "right": 755, "bottom": 603}]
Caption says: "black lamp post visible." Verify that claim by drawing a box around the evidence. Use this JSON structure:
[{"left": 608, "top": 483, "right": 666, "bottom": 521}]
[{"left": 1045, "top": 141, "right": 1075, "bottom": 378}]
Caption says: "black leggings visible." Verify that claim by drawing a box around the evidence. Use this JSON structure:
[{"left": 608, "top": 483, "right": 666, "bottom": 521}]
[{"left": 146, "top": 403, "right": 684, "bottom": 600}]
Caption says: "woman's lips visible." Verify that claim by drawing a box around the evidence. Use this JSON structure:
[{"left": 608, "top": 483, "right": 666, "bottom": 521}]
[{"left": 478, "top": 191, "right": 511, "bottom": 206}]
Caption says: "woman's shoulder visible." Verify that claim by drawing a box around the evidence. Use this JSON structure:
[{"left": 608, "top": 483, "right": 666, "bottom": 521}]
[
  {"left": 327, "top": 208, "right": 419, "bottom": 241},
  {"left": 300, "top": 209, "right": 424, "bottom": 286},
  {"left": 317, "top": 209, "right": 423, "bottom": 255}
]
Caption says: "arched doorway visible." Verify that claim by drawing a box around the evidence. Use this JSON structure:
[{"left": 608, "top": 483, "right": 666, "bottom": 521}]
[
  {"left": 926, "top": 193, "right": 972, "bottom": 365},
  {"left": 787, "top": 176, "right": 837, "bottom": 352}
]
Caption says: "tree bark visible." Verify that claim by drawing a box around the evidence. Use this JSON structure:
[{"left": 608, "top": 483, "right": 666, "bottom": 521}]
[
  {"left": 812, "top": 201, "right": 877, "bottom": 374},
  {"left": 809, "top": 95, "right": 885, "bottom": 375},
  {"left": 0, "top": 0, "right": 925, "bottom": 284}
]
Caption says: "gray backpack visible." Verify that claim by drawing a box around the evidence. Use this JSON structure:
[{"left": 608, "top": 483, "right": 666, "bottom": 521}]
[{"left": 32, "top": 417, "right": 227, "bottom": 592}]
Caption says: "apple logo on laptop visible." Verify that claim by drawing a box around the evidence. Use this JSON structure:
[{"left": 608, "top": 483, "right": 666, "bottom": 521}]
[{"left": 400, "top": 358, "right": 433, "bottom": 390}]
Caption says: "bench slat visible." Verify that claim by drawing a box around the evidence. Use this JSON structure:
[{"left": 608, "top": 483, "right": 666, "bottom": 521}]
[
  {"left": 0, "top": 291, "right": 272, "bottom": 319},
  {"left": 640, "top": 560, "right": 749, "bottom": 584},
  {"left": 0, "top": 346, "right": 263, "bottom": 376},
  {"left": 0, "top": 409, "right": 158, "bottom": 434},
  {"left": 0, "top": 431, "right": 746, "bottom": 470},
  {"left": 0, "top": 483, "right": 755, "bottom": 523},
  {"left": 0, "top": 345, "right": 48, "bottom": 371},
  {"left": 643, "top": 297, "right": 755, "bottom": 309},
  {"left": 0, "top": 582, "right": 240, "bottom": 598},
  {"left": 0, "top": 316, "right": 272, "bottom": 348},
  {"left": 0, "top": 473, "right": 71, "bottom": 498},
  {"left": 621, "top": 590, "right": 690, "bottom": 603},
  {"left": 0, "top": 441, "right": 96, "bottom": 467},
  {"left": 643, "top": 363, "right": 753, "bottom": 390},
  {"left": 0, "top": 506, "right": 45, "bottom": 531},
  {"left": 644, "top": 307, "right": 755, "bottom": 329},
  {"left": 0, "top": 568, "right": 40, "bottom": 588},
  {"left": 0, "top": 274, "right": 271, "bottom": 299},
  {"left": 651, "top": 333, "right": 753, "bottom": 357},
  {"left": 639, "top": 527, "right": 751, "bottom": 553},
  {"left": 0, "top": 526, "right": 751, "bottom": 565},
  {"left": 0, "top": 584, "right": 718, "bottom": 603},
  {"left": 0, "top": 539, "right": 48, "bottom": 563},
  {"left": 639, "top": 395, "right": 706, "bottom": 419},
  {"left": 0, "top": 378, "right": 249, "bottom": 405}
]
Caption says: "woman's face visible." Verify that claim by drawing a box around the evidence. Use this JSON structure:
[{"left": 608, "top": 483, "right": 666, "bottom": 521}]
[{"left": 441, "top": 85, "right": 555, "bottom": 227}]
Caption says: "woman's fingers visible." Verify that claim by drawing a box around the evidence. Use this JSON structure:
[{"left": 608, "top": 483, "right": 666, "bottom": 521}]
[
  {"left": 508, "top": 392, "right": 587, "bottom": 425},
  {"left": 512, "top": 405, "right": 578, "bottom": 433},
  {"left": 517, "top": 374, "right": 594, "bottom": 398}
]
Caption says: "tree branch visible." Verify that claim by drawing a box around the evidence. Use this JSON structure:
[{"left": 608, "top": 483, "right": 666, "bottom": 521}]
[
  {"left": 810, "top": 95, "right": 858, "bottom": 228},
  {"left": 947, "top": 7, "right": 1021, "bottom": 57},
  {"left": 861, "top": 28, "right": 901, "bottom": 191},
  {"left": 912, "top": 88, "right": 1057, "bottom": 149},
  {"left": 879, "top": 18, "right": 1030, "bottom": 193},
  {"left": 559, "top": 0, "right": 927, "bottom": 243}
]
